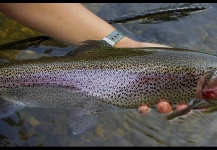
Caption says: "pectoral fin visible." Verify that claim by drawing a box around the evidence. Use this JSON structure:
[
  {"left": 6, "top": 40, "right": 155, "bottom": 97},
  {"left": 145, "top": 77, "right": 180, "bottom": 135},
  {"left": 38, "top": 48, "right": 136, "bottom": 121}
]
[{"left": 0, "top": 97, "right": 26, "bottom": 118}]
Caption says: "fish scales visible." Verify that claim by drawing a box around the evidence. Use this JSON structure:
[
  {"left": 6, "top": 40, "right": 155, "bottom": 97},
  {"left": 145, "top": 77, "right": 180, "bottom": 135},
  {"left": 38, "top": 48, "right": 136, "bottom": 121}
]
[{"left": 1, "top": 40, "right": 217, "bottom": 111}]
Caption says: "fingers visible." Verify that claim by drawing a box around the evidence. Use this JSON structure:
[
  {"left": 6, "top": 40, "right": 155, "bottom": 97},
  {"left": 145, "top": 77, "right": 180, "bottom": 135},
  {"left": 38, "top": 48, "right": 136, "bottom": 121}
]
[
  {"left": 138, "top": 101, "right": 190, "bottom": 116},
  {"left": 138, "top": 105, "right": 150, "bottom": 114},
  {"left": 157, "top": 102, "right": 191, "bottom": 114},
  {"left": 137, "top": 101, "right": 173, "bottom": 115},
  {"left": 137, "top": 102, "right": 173, "bottom": 115},
  {"left": 176, "top": 104, "right": 189, "bottom": 112},
  {"left": 157, "top": 102, "right": 191, "bottom": 115},
  {"left": 142, "top": 42, "right": 172, "bottom": 48},
  {"left": 156, "top": 101, "right": 172, "bottom": 114}
]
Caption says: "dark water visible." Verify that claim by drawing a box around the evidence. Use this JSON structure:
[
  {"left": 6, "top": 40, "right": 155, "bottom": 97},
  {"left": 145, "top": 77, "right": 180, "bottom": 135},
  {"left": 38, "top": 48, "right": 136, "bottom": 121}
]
[{"left": 1, "top": 3, "right": 217, "bottom": 146}]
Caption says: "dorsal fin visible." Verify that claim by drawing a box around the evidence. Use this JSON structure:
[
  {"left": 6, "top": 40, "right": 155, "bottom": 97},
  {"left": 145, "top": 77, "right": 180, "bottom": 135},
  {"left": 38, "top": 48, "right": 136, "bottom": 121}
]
[
  {"left": 66, "top": 40, "right": 112, "bottom": 56},
  {"left": 65, "top": 40, "right": 154, "bottom": 61}
]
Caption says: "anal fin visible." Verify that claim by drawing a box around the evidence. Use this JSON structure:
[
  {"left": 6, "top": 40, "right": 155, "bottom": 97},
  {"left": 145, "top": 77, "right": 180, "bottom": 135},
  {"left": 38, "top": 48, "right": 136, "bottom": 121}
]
[{"left": 69, "top": 110, "right": 98, "bottom": 135}]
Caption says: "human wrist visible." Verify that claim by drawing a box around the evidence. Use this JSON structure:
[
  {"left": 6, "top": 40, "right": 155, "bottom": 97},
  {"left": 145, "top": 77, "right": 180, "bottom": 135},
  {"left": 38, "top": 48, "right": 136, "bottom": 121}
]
[
  {"left": 102, "top": 29, "right": 124, "bottom": 47},
  {"left": 102, "top": 29, "right": 141, "bottom": 48}
]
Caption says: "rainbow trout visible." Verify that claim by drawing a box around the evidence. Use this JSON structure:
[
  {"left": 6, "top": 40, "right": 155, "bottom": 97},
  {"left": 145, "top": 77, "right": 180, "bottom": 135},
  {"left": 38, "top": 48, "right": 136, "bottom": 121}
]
[{"left": 1, "top": 40, "right": 217, "bottom": 134}]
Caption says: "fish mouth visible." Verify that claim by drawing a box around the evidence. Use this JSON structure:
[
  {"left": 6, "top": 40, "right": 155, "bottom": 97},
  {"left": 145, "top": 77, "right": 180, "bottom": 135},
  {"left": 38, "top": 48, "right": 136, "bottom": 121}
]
[
  {"left": 202, "top": 70, "right": 217, "bottom": 99},
  {"left": 195, "top": 69, "right": 217, "bottom": 104},
  {"left": 189, "top": 69, "right": 217, "bottom": 109}
]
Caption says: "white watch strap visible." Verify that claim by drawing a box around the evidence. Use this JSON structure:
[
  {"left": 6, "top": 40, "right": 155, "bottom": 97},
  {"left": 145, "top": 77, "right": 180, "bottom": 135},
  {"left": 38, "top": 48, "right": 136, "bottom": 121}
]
[{"left": 103, "top": 30, "right": 124, "bottom": 47}]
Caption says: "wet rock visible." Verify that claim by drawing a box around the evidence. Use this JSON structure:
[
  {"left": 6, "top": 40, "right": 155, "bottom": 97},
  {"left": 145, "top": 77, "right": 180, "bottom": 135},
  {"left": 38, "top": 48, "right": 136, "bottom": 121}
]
[
  {"left": 53, "top": 126, "right": 68, "bottom": 135},
  {"left": 29, "top": 117, "right": 40, "bottom": 127},
  {"left": 94, "top": 124, "right": 105, "bottom": 139}
]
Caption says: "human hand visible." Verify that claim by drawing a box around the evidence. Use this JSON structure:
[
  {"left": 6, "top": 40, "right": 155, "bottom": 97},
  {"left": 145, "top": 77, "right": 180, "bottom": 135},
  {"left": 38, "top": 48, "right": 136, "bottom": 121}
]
[{"left": 138, "top": 101, "right": 189, "bottom": 116}]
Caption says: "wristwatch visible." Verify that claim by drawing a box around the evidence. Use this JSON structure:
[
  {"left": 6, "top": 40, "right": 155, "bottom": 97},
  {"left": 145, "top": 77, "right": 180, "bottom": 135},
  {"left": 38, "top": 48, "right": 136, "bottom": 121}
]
[{"left": 103, "top": 30, "right": 125, "bottom": 47}]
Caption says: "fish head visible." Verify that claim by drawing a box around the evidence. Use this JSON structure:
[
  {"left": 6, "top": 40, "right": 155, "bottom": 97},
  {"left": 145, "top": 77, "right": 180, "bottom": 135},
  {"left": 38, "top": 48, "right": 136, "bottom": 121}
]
[{"left": 201, "top": 69, "right": 217, "bottom": 103}]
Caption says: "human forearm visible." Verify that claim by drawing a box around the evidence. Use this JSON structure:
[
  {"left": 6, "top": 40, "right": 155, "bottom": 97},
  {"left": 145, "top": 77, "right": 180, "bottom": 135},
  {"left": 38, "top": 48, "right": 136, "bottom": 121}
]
[
  {"left": 0, "top": 3, "right": 118, "bottom": 46},
  {"left": 0, "top": 3, "right": 171, "bottom": 48}
]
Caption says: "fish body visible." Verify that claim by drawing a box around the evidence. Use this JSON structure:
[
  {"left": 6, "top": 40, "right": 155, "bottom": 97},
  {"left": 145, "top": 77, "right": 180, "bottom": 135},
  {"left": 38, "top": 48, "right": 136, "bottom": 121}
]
[{"left": 1, "top": 40, "right": 217, "bottom": 134}]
